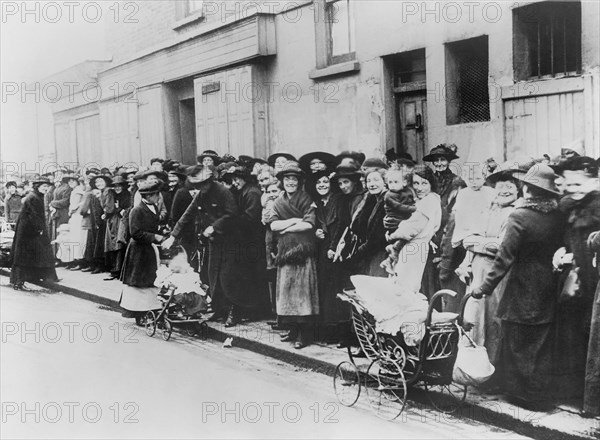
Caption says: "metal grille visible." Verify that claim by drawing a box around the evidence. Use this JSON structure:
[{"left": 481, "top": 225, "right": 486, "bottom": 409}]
[{"left": 457, "top": 50, "right": 490, "bottom": 123}]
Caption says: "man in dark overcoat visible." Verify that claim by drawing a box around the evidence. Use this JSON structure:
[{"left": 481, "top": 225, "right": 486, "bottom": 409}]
[{"left": 162, "top": 164, "right": 244, "bottom": 323}]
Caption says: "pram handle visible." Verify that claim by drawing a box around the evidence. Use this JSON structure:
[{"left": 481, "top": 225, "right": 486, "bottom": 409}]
[
  {"left": 458, "top": 293, "right": 472, "bottom": 328},
  {"left": 425, "top": 289, "right": 457, "bottom": 327}
]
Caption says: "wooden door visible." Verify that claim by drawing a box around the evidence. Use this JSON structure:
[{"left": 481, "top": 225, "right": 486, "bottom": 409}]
[{"left": 396, "top": 92, "right": 428, "bottom": 163}]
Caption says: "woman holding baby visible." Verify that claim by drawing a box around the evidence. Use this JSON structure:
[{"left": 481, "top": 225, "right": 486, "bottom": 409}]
[{"left": 387, "top": 165, "right": 442, "bottom": 295}]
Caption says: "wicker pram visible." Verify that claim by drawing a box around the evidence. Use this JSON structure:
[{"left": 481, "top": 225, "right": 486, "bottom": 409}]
[{"left": 333, "top": 288, "right": 470, "bottom": 420}]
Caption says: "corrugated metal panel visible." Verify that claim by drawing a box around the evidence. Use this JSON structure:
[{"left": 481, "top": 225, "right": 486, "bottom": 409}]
[
  {"left": 504, "top": 91, "right": 585, "bottom": 159},
  {"left": 138, "top": 88, "right": 166, "bottom": 165}
]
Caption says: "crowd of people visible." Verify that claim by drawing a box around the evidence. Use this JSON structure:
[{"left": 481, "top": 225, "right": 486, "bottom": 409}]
[{"left": 3, "top": 141, "right": 599, "bottom": 416}]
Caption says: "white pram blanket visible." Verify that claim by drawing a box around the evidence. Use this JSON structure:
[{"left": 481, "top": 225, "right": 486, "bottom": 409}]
[{"left": 349, "top": 275, "right": 457, "bottom": 346}]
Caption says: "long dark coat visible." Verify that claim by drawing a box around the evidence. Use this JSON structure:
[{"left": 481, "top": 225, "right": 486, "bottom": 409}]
[
  {"left": 478, "top": 197, "right": 564, "bottom": 402},
  {"left": 234, "top": 182, "right": 269, "bottom": 312},
  {"left": 350, "top": 191, "right": 388, "bottom": 277},
  {"left": 10, "top": 190, "right": 57, "bottom": 284},
  {"left": 171, "top": 179, "right": 243, "bottom": 312},
  {"left": 554, "top": 191, "right": 600, "bottom": 399},
  {"left": 315, "top": 192, "right": 351, "bottom": 323},
  {"left": 584, "top": 229, "right": 600, "bottom": 415},
  {"left": 50, "top": 182, "right": 72, "bottom": 226},
  {"left": 170, "top": 187, "right": 196, "bottom": 263},
  {"left": 121, "top": 202, "right": 160, "bottom": 287}
]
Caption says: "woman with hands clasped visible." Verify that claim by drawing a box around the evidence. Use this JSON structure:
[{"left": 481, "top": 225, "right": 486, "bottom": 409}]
[{"left": 269, "top": 162, "right": 319, "bottom": 349}]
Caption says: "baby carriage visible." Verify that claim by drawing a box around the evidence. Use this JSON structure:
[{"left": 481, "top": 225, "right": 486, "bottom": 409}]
[
  {"left": 143, "top": 246, "right": 213, "bottom": 341},
  {"left": 333, "top": 275, "right": 470, "bottom": 420},
  {"left": 143, "top": 282, "right": 212, "bottom": 341},
  {"left": 0, "top": 220, "right": 14, "bottom": 268}
]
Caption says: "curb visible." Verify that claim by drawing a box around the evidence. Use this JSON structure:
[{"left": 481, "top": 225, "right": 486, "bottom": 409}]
[{"left": 1, "top": 268, "right": 595, "bottom": 440}]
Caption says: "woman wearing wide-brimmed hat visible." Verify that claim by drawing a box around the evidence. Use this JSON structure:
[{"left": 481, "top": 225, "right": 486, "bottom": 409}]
[
  {"left": 103, "top": 175, "right": 131, "bottom": 280},
  {"left": 461, "top": 160, "right": 531, "bottom": 372},
  {"left": 86, "top": 174, "right": 113, "bottom": 274},
  {"left": 471, "top": 164, "right": 564, "bottom": 410},
  {"left": 197, "top": 150, "right": 221, "bottom": 167},
  {"left": 328, "top": 164, "right": 367, "bottom": 260},
  {"left": 299, "top": 151, "right": 336, "bottom": 174},
  {"left": 10, "top": 176, "right": 59, "bottom": 289},
  {"left": 269, "top": 162, "right": 319, "bottom": 349},
  {"left": 267, "top": 152, "right": 297, "bottom": 174}
]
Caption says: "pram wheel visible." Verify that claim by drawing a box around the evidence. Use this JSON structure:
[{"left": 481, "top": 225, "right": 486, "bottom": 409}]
[
  {"left": 333, "top": 361, "right": 361, "bottom": 407},
  {"left": 365, "top": 360, "right": 407, "bottom": 420},
  {"left": 162, "top": 320, "right": 173, "bottom": 341},
  {"left": 425, "top": 382, "right": 467, "bottom": 414},
  {"left": 144, "top": 311, "right": 157, "bottom": 337}
]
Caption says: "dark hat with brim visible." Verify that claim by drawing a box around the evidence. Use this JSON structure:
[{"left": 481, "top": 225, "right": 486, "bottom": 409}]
[
  {"left": 32, "top": 176, "right": 52, "bottom": 186},
  {"left": 187, "top": 164, "right": 216, "bottom": 183},
  {"left": 140, "top": 169, "right": 167, "bottom": 182},
  {"left": 299, "top": 151, "right": 336, "bottom": 172},
  {"left": 330, "top": 164, "right": 363, "bottom": 183},
  {"left": 486, "top": 157, "right": 537, "bottom": 184},
  {"left": 423, "top": 144, "right": 459, "bottom": 162},
  {"left": 90, "top": 175, "right": 113, "bottom": 189},
  {"left": 138, "top": 181, "right": 162, "bottom": 195},
  {"left": 268, "top": 152, "right": 297, "bottom": 168},
  {"left": 168, "top": 168, "right": 188, "bottom": 182},
  {"left": 361, "top": 157, "right": 389, "bottom": 171},
  {"left": 5, "top": 181, "right": 17, "bottom": 188},
  {"left": 515, "top": 164, "right": 560, "bottom": 195},
  {"left": 85, "top": 168, "right": 101, "bottom": 176},
  {"left": 275, "top": 161, "right": 304, "bottom": 180},
  {"left": 335, "top": 151, "right": 366, "bottom": 167},
  {"left": 197, "top": 150, "right": 221, "bottom": 163},
  {"left": 110, "top": 175, "right": 128, "bottom": 186}
]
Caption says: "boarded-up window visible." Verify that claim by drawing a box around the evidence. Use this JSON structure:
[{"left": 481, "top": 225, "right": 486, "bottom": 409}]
[
  {"left": 445, "top": 36, "right": 490, "bottom": 125},
  {"left": 513, "top": 1, "right": 581, "bottom": 80}
]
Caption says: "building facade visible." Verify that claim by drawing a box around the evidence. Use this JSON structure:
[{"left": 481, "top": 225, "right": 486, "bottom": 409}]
[{"left": 42, "top": 0, "right": 600, "bottom": 169}]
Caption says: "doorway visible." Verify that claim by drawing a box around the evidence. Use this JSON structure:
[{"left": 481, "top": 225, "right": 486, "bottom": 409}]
[
  {"left": 396, "top": 91, "right": 427, "bottom": 163},
  {"left": 386, "top": 48, "right": 428, "bottom": 162}
]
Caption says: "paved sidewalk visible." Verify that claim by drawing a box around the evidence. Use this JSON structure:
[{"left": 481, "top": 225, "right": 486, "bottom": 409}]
[{"left": 2, "top": 267, "right": 598, "bottom": 440}]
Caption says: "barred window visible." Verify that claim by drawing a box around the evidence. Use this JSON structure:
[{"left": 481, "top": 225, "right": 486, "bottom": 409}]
[
  {"left": 445, "top": 36, "right": 490, "bottom": 125},
  {"left": 513, "top": 1, "right": 581, "bottom": 80}
]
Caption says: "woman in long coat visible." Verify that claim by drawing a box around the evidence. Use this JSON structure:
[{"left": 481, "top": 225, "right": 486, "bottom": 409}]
[
  {"left": 104, "top": 176, "right": 131, "bottom": 280},
  {"left": 10, "top": 176, "right": 59, "bottom": 289},
  {"left": 89, "top": 175, "right": 111, "bottom": 274},
  {"left": 270, "top": 162, "right": 319, "bottom": 349},
  {"left": 119, "top": 181, "right": 164, "bottom": 316},
  {"left": 311, "top": 170, "right": 350, "bottom": 345},
  {"left": 584, "top": 228, "right": 600, "bottom": 416},
  {"left": 471, "top": 164, "right": 564, "bottom": 410},
  {"left": 163, "top": 165, "right": 243, "bottom": 321},
  {"left": 553, "top": 156, "right": 600, "bottom": 405},
  {"left": 350, "top": 169, "right": 388, "bottom": 278},
  {"left": 228, "top": 166, "right": 269, "bottom": 324}
]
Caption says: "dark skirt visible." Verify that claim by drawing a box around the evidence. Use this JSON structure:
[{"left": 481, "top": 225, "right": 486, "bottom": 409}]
[
  {"left": 317, "top": 245, "right": 351, "bottom": 324},
  {"left": 10, "top": 265, "right": 58, "bottom": 285},
  {"left": 499, "top": 321, "right": 554, "bottom": 402},
  {"left": 584, "top": 283, "right": 600, "bottom": 415}
]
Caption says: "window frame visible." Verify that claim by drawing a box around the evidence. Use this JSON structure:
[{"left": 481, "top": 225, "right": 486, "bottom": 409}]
[{"left": 512, "top": 1, "right": 582, "bottom": 81}]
